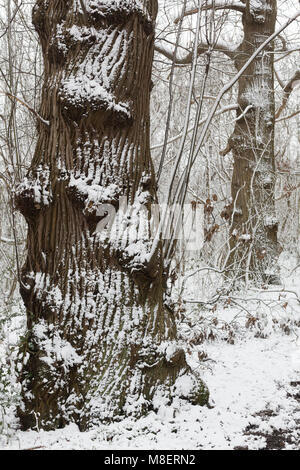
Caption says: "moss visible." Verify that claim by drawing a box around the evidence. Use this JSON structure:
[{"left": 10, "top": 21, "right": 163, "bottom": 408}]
[{"left": 192, "top": 381, "right": 210, "bottom": 406}]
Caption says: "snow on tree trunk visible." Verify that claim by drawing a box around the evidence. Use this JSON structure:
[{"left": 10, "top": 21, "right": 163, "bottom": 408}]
[
  {"left": 227, "top": 0, "right": 279, "bottom": 283},
  {"left": 15, "top": 0, "right": 208, "bottom": 431}
]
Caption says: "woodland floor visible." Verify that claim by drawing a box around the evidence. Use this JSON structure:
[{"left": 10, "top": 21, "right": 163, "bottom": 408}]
[
  {"left": 1, "top": 328, "right": 299, "bottom": 450},
  {"left": 1, "top": 253, "right": 300, "bottom": 450}
]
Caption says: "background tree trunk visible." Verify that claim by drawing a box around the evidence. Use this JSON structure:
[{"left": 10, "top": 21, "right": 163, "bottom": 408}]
[
  {"left": 16, "top": 0, "right": 208, "bottom": 431},
  {"left": 227, "top": 0, "right": 280, "bottom": 283}
]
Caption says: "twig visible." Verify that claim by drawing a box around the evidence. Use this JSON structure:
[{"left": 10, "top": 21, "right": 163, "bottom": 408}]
[{"left": 1, "top": 91, "right": 49, "bottom": 126}]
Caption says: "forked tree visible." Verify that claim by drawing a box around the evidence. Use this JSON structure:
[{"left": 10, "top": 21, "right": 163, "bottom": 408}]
[{"left": 16, "top": 0, "right": 208, "bottom": 430}]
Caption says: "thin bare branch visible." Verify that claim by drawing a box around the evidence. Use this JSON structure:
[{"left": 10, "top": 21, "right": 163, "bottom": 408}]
[
  {"left": 174, "top": 1, "right": 246, "bottom": 24},
  {"left": 1, "top": 91, "right": 49, "bottom": 126},
  {"left": 275, "top": 70, "right": 300, "bottom": 119},
  {"left": 155, "top": 39, "right": 237, "bottom": 62}
]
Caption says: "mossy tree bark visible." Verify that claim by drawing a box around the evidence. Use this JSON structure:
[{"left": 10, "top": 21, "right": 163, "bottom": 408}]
[
  {"left": 16, "top": 0, "right": 208, "bottom": 431},
  {"left": 226, "top": 0, "right": 279, "bottom": 283}
]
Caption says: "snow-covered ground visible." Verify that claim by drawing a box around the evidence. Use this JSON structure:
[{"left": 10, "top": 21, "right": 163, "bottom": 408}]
[
  {"left": 1, "top": 333, "right": 299, "bottom": 450},
  {"left": 2, "top": 331, "right": 300, "bottom": 450},
  {"left": 1, "top": 253, "right": 300, "bottom": 450}
]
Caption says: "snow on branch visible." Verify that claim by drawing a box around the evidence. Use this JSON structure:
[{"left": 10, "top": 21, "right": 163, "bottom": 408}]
[
  {"left": 155, "top": 39, "right": 237, "bottom": 63},
  {"left": 189, "top": 8, "right": 300, "bottom": 165},
  {"left": 149, "top": 10, "right": 300, "bottom": 266},
  {"left": 275, "top": 70, "right": 300, "bottom": 119},
  {"left": 174, "top": 1, "right": 246, "bottom": 24},
  {"left": 0, "top": 237, "right": 24, "bottom": 246},
  {"left": 1, "top": 91, "right": 50, "bottom": 126},
  {"left": 232, "top": 104, "right": 254, "bottom": 122}
]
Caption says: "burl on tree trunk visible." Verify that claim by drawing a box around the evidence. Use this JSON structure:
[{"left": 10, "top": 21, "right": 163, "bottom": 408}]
[
  {"left": 226, "top": 0, "right": 280, "bottom": 284},
  {"left": 16, "top": 0, "right": 208, "bottom": 431}
]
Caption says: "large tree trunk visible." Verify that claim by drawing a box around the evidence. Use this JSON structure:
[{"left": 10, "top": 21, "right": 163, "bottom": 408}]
[
  {"left": 226, "top": 0, "right": 279, "bottom": 283},
  {"left": 16, "top": 0, "right": 208, "bottom": 431}
]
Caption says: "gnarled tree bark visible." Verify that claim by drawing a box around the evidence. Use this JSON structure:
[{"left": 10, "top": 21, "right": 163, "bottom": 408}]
[
  {"left": 16, "top": 0, "right": 208, "bottom": 431},
  {"left": 226, "top": 0, "right": 280, "bottom": 283}
]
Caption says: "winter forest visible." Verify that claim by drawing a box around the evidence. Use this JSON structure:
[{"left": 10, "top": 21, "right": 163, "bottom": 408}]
[{"left": 0, "top": 0, "right": 300, "bottom": 451}]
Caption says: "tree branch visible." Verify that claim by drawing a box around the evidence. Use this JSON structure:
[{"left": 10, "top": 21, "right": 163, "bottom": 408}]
[
  {"left": 275, "top": 70, "right": 300, "bottom": 119},
  {"left": 275, "top": 108, "right": 300, "bottom": 123},
  {"left": 0, "top": 2, "right": 21, "bottom": 40},
  {"left": 0, "top": 237, "right": 25, "bottom": 246},
  {"left": 189, "top": 9, "right": 300, "bottom": 168},
  {"left": 174, "top": 1, "right": 246, "bottom": 24},
  {"left": 151, "top": 103, "right": 238, "bottom": 151},
  {"left": 1, "top": 91, "right": 50, "bottom": 126},
  {"left": 155, "top": 39, "right": 237, "bottom": 63}
]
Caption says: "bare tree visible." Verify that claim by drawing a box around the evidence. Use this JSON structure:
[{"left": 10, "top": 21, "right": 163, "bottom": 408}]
[
  {"left": 16, "top": 0, "right": 208, "bottom": 431},
  {"left": 155, "top": 1, "right": 300, "bottom": 284}
]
